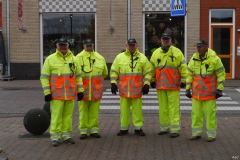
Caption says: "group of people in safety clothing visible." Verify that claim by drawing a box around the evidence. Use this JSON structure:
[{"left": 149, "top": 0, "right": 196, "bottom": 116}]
[
  {"left": 40, "top": 38, "right": 108, "bottom": 147},
  {"left": 40, "top": 32, "right": 225, "bottom": 147},
  {"left": 110, "top": 33, "right": 225, "bottom": 142}
]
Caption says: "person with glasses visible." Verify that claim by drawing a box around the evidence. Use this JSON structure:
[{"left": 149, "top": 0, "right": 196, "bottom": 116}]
[
  {"left": 40, "top": 37, "right": 84, "bottom": 147},
  {"left": 186, "top": 40, "right": 226, "bottom": 142},
  {"left": 110, "top": 38, "right": 152, "bottom": 136},
  {"left": 150, "top": 32, "right": 187, "bottom": 138},
  {"left": 76, "top": 38, "right": 108, "bottom": 139}
]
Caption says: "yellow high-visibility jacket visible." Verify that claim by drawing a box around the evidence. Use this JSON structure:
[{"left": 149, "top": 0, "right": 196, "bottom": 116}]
[
  {"left": 76, "top": 50, "right": 108, "bottom": 101},
  {"left": 110, "top": 49, "right": 152, "bottom": 98},
  {"left": 150, "top": 45, "right": 187, "bottom": 90},
  {"left": 40, "top": 49, "right": 84, "bottom": 100},
  {"left": 186, "top": 48, "right": 226, "bottom": 100}
]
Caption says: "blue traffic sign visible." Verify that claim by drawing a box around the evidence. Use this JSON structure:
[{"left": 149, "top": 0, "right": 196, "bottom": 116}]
[{"left": 170, "top": 0, "right": 186, "bottom": 17}]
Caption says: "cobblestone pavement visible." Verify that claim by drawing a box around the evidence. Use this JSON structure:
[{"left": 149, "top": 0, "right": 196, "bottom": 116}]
[{"left": 0, "top": 80, "right": 240, "bottom": 160}]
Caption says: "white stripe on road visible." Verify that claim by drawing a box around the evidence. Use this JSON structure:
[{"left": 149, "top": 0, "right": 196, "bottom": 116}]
[
  {"left": 102, "top": 95, "right": 232, "bottom": 100},
  {"left": 100, "top": 105, "right": 240, "bottom": 110},
  {"left": 101, "top": 90, "right": 238, "bottom": 110},
  {"left": 100, "top": 99, "right": 238, "bottom": 104}
]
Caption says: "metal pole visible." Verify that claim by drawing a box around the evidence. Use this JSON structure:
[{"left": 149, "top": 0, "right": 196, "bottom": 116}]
[
  {"left": 127, "top": 0, "right": 131, "bottom": 40},
  {"left": 6, "top": 0, "right": 10, "bottom": 76}
]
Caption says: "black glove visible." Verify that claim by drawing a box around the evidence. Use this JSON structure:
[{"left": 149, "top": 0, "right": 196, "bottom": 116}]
[
  {"left": 111, "top": 83, "right": 118, "bottom": 95},
  {"left": 215, "top": 89, "right": 223, "bottom": 99},
  {"left": 142, "top": 84, "right": 150, "bottom": 95},
  {"left": 150, "top": 82, "right": 156, "bottom": 88},
  {"left": 180, "top": 82, "right": 186, "bottom": 88},
  {"left": 45, "top": 94, "right": 52, "bottom": 102},
  {"left": 185, "top": 90, "right": 192, "bottom": 98},
  {"left": 77, "top": 92, "right": 84, "bottom": 101}
]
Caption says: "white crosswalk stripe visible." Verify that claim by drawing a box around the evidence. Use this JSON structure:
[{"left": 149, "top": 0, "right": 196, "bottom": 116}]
[{"left": 100, "top": 89, "right": 240, "bottom": 110}]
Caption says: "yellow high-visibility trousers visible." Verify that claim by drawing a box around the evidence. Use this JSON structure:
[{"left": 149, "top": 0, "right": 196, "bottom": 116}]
[
  {"left": 191, "top": 99, "right": 217, "bottom": 138},
  {"left": 119, "top": 97, "right": 144, "bottom": 130},
  {"left": 157, "top": 90, "right": 181, "bottom": 133},
  {"left": 50, "top": 99, "right": 75, "bottom": 141},
  {"left": 78, "top": 100, "right": 100, "bottom": 134}
]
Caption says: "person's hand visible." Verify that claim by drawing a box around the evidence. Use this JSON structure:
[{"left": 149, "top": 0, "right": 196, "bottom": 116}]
[
  {"left": 45, "top": 94, "right": 52, "bottom": 102},
  {"left": 150, "top": 82, "right": 156, "bottom": 88},
  {"left": 180, "top": 82, "right": 186, "bottom": 88},
  {"left": 185, "top": 90, "right": 192, "bottom": 98},
  {"left": 215, "top": 89, "right": 223, "bottom": 99},
  {"left": 111, "top": 83, "right": 118, "bottom": 95},
  {"left": 142, "top": 84, "right": 150, "bottom": 95},
  {"left": 77, "top": 92, "right": 84, "bottom": 101}
]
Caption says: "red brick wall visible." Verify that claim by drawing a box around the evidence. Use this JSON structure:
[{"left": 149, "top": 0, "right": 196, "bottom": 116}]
[{"left": 201, "top": 0, "right": 240, "bottom": 79}]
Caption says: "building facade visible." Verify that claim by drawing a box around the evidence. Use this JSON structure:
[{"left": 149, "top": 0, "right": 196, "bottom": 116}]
[
  {"left": 1, "top": 0, "right": 219, "bottom": 80},
  {"left": 200, "top": 0, "right": 240, "bottom": 79}
]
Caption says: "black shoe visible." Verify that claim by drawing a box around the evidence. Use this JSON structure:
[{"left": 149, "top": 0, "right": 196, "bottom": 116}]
[
  {"left": 117, "top": 130, "right": 128, "bottom": 136},
  {"left": 134, "top": 129, "right": 145, "bottom": 136},
  {"left": 170, "top": 133, "right": 179, "bottom": 138},
  {"left": 189, "top": 136, "right": 201, "bottom": 140},
  {"left": 207, "top": 137, "right": 215, "bottom": 142},
  {"left": 51, "top": 140, "right": 59, "bottom": 147},
  {"left": 64, "top": 138, "right": 75, "bottom": 144},
  {"left": 158, "top": 131, "right": 168, "bottom": 135},
  {"left": 79, "top": 134, "right": 87, "bottom": 140},
  {"left": 90, "top": 133, "right": 101, "bottom": 138}
]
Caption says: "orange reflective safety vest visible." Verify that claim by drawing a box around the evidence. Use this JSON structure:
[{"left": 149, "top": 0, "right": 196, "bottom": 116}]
[
  {"left": 50, "top": 74, "right": 77, "bottom": 100},
  {"left": 118, "top": 73, "right": 143, "bottom": 98},
  {"left": 82, "top": 76, "right": 103, "bottom": 101},
  {"left": 155, "top": 66, "right": 181, "bottom": 90},
  {"left": 192, "top": 74, "right": 217, "bottom": 100}
]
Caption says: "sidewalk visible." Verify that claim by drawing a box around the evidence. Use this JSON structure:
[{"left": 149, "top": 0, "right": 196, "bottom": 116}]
[
  {"left": 0, "top": 79, "right": 240, "bottom": 159},
  {"left": 0, "top": 114, "right": 240, "bottom": 159}
]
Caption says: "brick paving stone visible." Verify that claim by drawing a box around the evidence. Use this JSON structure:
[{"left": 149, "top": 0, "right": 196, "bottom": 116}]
[
  {"left": 0, "top": 80, "right": 240, "bottom": 159},
  {"left": 0, "top": 115, "right": 239, "bottom": 159}
]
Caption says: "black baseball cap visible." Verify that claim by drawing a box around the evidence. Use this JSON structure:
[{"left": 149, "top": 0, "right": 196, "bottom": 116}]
[
  {"left": 194, "top": 40, "right": 208, "bottom": 46},
  {"left": 84, "top": 39, "right": 94, "bottom": 45},
  {"left": 161, "top": 33, "right": 171, "bottom": 39},
  {"left": 57, "top": 38, "right": 68, "bottom": 45},
  {"left": 127, "top": 38, "right": 137, "bottom": 44}
]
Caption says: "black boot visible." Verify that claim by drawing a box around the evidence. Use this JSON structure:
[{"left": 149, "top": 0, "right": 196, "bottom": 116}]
[
  {"left": 51, "top": 140, "right": 59, "bottom": 147},
  {"left": 117, "top": 130, "right": 128, "bottom": 136},
  {"left": 134, "top": 129, "right": 145, "bottom": 136}
]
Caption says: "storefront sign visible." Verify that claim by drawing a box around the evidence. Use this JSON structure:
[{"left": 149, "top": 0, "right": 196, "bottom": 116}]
[{"left": 170, "top": 0, "right": 186, "bottom": 17}]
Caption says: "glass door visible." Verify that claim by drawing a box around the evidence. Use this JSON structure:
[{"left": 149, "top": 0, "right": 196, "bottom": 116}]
[{"left": 211, "top": 26, "right": 232, "bottom": 78}]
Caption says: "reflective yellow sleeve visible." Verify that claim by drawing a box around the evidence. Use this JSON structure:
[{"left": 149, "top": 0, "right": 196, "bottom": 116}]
[{"left": 40, "top": 57, "right": 51, "bottom": 95}]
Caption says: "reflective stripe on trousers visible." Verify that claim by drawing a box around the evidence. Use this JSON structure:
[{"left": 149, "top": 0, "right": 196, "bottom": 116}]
[
  {"left": 78, "top": 100, "right": 100, "bottom": 134},
  {"left": 157, "top": 90, "right": 181, "bottom": 133},
  {"left": 191, "top": 98, "right": 217, "bottom": 138},
  {"left": 50, "top": 99, "right": 75, "bottom": 141},
  {"left": 119, "top": 97, "right": 144, "bottom": 130}
]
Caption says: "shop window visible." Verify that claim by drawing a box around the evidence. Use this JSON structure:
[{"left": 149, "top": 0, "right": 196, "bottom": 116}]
[
  {"left": 42, "top": 13, "right": 95, "bottom": 60},
  {"left": 145, "top": 13, "right": 184, "bottom": 59}
]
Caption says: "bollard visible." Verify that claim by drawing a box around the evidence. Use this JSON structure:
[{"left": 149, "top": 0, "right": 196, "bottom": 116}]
[{"left": 23, "top": 108, "right": 50, "bottom": 135}]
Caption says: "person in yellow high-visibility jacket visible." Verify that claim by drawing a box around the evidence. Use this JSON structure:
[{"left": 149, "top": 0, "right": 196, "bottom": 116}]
[
  {"left": 150, "top": 33, "right": 187, "bottom": 138},
  {"left": 110, "top": 38, "right": 152, "bottom": 136},
  {"left": 76, "top": 39, "right": 108, "bottom": 139},
  {"left": 40, "top": 38, "right": 84, "bottom": 147},
  {"left": 186, "top": 40, "right": 226, "bottom": 142}
]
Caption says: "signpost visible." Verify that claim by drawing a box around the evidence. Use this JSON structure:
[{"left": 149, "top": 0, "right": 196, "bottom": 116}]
[{"left": 170, "top": 0, "right": 186, "bottom": 17}]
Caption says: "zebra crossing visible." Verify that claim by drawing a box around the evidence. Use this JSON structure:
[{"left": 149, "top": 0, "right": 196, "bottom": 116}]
[{"left": 100, "top": 89, "right": 240, "bottom": 111}]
